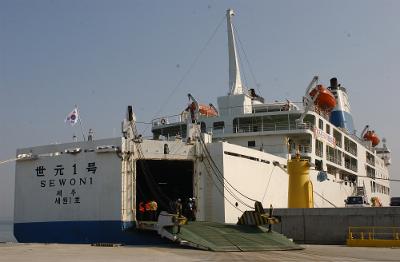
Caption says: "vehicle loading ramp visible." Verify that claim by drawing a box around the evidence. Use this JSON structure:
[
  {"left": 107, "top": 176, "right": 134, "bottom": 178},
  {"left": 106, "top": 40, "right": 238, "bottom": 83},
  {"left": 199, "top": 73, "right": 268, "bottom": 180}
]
[{"left": 163, "top": 221, "right": 303, "bottom": 251}]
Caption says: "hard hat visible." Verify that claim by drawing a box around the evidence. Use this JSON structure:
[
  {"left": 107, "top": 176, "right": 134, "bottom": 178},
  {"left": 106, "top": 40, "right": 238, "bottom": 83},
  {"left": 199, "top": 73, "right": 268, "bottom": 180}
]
[
  {"left": 189, "top": 198, "right": 192, "bottom": 201},
  {"left": 178, "top": 198, "right": 181, "bottom": 202}
]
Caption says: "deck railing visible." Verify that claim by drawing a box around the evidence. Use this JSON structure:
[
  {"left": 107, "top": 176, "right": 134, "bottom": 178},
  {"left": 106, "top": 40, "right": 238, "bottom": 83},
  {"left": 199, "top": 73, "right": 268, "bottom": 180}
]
[
  {"left": 327, "top": 154, "right": 342, "bottom": 165},
  {"left": 344, "top": 162, "right": 357, "bottom": 172},
  {"left": 233, "top": 122, "right": 313, "bottom": 134},
  {"left": 366, "top": 158, "right": 375, "bottom": 166}
]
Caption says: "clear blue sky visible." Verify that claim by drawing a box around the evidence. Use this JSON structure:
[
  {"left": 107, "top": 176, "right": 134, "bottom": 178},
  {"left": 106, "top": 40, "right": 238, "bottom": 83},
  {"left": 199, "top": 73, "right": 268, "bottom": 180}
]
[{"left": 1, "top": 0, "right": 399, "bottom": 219}]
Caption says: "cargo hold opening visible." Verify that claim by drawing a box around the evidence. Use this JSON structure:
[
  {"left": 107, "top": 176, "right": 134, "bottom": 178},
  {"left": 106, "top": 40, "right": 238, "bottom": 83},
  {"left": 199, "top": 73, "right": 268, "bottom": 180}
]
[{"left": 136, "top": 160, "right": 194, "bottom": 221}]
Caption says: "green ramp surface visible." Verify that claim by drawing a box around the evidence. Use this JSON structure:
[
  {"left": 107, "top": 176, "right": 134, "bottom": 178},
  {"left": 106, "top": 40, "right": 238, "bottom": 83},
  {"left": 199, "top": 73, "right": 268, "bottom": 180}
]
[{"left": 165, "top": 221, "right": 303, "bottom": 252}]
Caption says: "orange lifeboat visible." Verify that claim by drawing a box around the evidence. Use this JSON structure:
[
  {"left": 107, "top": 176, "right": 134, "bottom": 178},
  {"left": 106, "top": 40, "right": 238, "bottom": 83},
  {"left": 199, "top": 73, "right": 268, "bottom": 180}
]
[
  {"left": 189, "top": 102, "right": 218, "bottom": 117},
  {"left": 363, "top": 130, "right": 380, "bottom": 147},
  {"left": 309, "top": 84, "right": 336, "bottom": 112}
]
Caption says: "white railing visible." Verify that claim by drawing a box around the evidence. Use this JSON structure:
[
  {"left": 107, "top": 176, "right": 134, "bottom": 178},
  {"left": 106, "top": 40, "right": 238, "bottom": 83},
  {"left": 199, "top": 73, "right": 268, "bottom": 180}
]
[
  {"left": 218, "top": 102, "right": 304, "bottom": 116},
  {"left": 233, "top": 122, "right": 313, "bottom": 134},
  {"left": 327, "top": 154, "right": 342, "bottom": 166},
  {"left": 151, "top": 101, "right": 306, "bottom": 127},
  {"left": 316, "top": 150, "right": 323, "bottom": 158},
  {"left": 344, "top": 145, "right": 357, "bottom": 156},
  {"left": 366, "top": 158, "right": 375, "bottom": 166},
  {"left": 289, "top": 145, "right": 312, "bottom": 154},
  {"left": 344, "top": 162, "right": 358, "bottom": 172},
  {"left": 152, "top": 114, "right": 186, "bottom": 127}
]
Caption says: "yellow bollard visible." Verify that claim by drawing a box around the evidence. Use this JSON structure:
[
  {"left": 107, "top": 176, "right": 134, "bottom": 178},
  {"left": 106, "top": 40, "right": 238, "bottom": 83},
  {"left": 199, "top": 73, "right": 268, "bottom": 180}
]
[{"left": 287, "top": 154, "right": 314, "bottom": 208}]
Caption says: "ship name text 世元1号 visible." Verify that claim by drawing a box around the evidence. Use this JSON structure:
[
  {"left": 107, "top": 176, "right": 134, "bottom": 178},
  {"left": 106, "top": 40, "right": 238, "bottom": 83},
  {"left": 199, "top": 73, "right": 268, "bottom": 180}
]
[{"left": 34, "top": 162, "right": 98, "bottom": 205}]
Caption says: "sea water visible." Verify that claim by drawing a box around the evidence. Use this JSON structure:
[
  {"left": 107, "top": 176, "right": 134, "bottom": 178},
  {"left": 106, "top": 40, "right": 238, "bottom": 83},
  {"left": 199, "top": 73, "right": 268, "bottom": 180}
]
[{"left": 0, "top": 221, "right": 16, "bottom": 242}]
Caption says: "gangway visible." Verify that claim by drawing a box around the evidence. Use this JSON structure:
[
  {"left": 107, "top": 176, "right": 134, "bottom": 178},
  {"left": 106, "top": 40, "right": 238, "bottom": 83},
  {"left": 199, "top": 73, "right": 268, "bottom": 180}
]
[
  {"left": 160, "top": 221, "right": 301, "bottom": 251},
  {"left": 152, "top": 203, "right": 302, "bottom": 252}
]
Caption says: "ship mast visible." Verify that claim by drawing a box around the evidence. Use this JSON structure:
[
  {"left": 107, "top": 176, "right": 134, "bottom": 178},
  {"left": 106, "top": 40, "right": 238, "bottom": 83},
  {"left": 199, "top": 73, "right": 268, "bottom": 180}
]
[{"left": 227, "top": 9, "right": 244, "bottom": 95}]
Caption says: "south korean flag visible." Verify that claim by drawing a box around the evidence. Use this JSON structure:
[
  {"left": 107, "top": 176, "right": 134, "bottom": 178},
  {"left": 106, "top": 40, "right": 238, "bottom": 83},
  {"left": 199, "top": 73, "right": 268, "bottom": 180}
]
[{"left": 65, "top": 107, "right": 79, "bottom": 126}]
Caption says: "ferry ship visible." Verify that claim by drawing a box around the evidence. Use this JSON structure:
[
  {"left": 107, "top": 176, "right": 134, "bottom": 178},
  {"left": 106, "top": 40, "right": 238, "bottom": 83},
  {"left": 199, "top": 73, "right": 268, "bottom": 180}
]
[
  {"left": 151, "top": 9, "right": 391, "bottom": 208},
  {"left": 13, "top": 9, "right": 391, "bottom": 244}
]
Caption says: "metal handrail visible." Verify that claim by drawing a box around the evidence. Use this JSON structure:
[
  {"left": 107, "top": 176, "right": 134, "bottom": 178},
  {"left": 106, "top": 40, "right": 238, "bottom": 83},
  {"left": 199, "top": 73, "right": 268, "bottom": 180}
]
[{"left": 348, "top": 226, "right": 400, "bottom": 241}]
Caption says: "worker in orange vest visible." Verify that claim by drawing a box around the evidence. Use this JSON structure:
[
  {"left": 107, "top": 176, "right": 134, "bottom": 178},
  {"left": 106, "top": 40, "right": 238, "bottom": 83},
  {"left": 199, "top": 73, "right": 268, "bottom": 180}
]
[
  {"left": 145, "top": 200, "right": 151, "bottom": 221},
  {"left": 138, "top": 201, "right": 145, "bottom": 221}
]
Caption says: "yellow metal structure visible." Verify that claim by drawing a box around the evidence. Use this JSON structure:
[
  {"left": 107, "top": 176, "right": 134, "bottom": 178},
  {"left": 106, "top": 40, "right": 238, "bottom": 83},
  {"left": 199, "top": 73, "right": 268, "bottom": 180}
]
[
  {"left": 347, "top": 226, "right": 400, "bottom": 247},
  {"left": 237, "top": 201, "right": 281, "bottom": 226},
  {"left": 287, "top": 155, "right": 314, "bottom": 208},
  {"left": 173, "top": 215, "right": 188, "bottom": 225}
]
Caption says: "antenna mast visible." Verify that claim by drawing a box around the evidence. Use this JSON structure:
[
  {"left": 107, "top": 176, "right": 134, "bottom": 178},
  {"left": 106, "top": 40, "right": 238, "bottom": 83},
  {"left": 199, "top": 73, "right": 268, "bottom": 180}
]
[{"left": 227, "top": 9, "right": 243, "bottom": 95}]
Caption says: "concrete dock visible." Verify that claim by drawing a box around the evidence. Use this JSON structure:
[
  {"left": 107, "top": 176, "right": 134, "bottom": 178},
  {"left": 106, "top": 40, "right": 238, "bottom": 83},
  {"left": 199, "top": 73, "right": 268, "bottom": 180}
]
[
  {"left": 272, "top": 207, "right": 400, "bottom": 244},
  {"left": 1, "top": 243, "right": 400, "bottom": 261}
]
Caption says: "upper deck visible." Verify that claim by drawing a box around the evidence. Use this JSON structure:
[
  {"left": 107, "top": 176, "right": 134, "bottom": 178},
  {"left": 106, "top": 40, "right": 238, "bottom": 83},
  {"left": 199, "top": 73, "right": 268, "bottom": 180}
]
[{"left": 151, "top": 97, "right": 390, "bottom": 195}]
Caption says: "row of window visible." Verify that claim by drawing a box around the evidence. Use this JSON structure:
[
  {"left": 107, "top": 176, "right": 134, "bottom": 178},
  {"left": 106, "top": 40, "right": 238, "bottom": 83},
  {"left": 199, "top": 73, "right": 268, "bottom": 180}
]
[
  {"left": 318, "top": 118, "right": 360, "bottom": 154},
  {"left": 371, "top": 181, "right": 390, "bottom": 195},
  {"left": 315, "top": 139, "right": 358, "bottom": 172}
]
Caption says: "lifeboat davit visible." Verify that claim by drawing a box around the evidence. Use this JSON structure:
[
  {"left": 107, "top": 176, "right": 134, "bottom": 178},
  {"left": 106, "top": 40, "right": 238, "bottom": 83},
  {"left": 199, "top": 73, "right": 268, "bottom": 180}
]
[
  {"left": 363, "top": 130, "right": 380, "bottom": 147},
  {"left": 189, "top": 102, "right": 218, "bottom": 117},
  {"left": 309, "top": 84, "right": 336, "bottom": 111}
]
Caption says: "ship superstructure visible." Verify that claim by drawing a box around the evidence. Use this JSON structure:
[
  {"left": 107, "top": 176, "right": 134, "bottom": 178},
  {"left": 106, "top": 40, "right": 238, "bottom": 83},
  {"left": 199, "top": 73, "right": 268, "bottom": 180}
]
[{"left": 151, "top": 9, "right": 391, "bottom": 207}]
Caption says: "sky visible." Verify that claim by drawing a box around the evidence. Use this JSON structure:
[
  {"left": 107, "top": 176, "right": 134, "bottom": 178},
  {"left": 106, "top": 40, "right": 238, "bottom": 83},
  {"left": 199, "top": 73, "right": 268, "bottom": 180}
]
[{"left": 1, "top": 0, "right": 399, "bottom": 220}]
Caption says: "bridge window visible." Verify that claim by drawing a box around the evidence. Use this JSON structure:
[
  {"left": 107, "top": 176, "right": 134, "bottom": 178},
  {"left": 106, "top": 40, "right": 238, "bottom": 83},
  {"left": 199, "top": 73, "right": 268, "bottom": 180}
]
[
  {"left": 315, "top": 140, "right": 323, "bottom": 158},
  {"left": 200, "top": 122, "right": 206, "bottom": 133},
  {"left": 248, "top": 141, "right": 256, "bottom": 148},
  {"left": 213, "top": 121, "right": 225, "bottom": 130},
  {"left": 333, "top": 129, "right": 342, "bottom": 148},
  {"left": 326, "top": 124, "right": 331, "bottom": 135},
  {"left": 315, "top": 159, "right": 323, "bottom": 171}
]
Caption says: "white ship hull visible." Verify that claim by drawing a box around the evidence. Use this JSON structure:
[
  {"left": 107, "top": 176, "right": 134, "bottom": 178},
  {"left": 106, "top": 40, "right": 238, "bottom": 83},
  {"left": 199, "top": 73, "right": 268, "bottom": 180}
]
[{"left": 14, "top": 134, "right": 388, "bottom": 243}]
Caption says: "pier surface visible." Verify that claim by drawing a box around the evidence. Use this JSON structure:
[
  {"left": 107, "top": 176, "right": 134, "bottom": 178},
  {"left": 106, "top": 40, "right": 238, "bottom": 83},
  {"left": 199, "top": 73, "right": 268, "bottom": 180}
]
[
  {"left": 0, "top": 243, "right": 400, "bottom": 261},
  {"left": 272, "top": 207, "right": 400, "bottom": 244}
]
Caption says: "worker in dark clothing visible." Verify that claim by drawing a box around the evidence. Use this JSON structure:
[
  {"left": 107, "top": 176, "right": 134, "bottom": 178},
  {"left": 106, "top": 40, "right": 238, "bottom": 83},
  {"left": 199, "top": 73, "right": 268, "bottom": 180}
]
[
  {"left": 268, "top": 204, "right": 273, "bottom": 233},
  {"left": 175, "top": 198, "right": 182, "bottom": 217},
  {"left": 175, "top": 198, "right": 183, "bottom": 234},
  {"left": 191, "top": 197, "right": 197, "bottom": 221},
  {"left": 186, "top": 198, "right": 195, "bottom": 221},
  {"left": 149, "top": 200, "right": 158, "bottom": 221}
]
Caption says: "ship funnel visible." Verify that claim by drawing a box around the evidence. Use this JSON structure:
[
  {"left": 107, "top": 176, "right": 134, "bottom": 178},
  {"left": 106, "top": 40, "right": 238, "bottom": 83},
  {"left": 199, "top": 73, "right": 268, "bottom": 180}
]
[
  {"left": 329, "top": 78, "right": 355, "bottom": 133},
  {"left": 330, "top": 78, "right": 338, "bottom": 90}
]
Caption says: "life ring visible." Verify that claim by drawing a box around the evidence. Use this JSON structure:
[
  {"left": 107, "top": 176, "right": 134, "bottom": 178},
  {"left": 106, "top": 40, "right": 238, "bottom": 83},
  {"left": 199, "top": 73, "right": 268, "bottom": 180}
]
[{"left": 160, "top": 118, "right": 167, "bottom": 125}]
